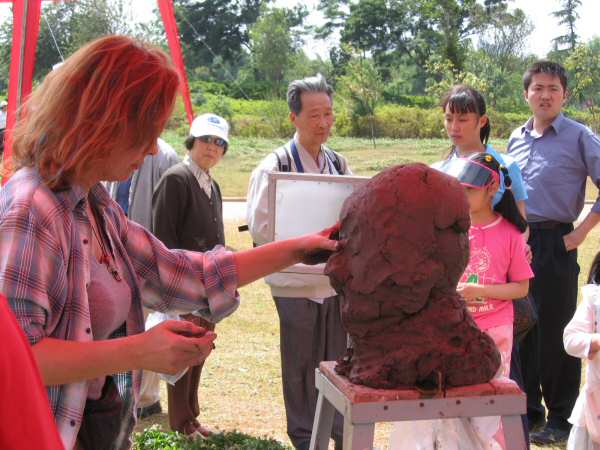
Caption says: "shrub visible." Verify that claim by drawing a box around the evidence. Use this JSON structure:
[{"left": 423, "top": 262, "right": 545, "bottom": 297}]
[
  {"left": 164, "top": 94, "right": 600, "bottom": 140},
  {"left": 132, "top": 425, "right": 291, "bottom": 450}
]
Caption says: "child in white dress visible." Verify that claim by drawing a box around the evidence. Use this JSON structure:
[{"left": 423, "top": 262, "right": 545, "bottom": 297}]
[{"left": 563, "top": 253, "right": 600, "bottom": 450}]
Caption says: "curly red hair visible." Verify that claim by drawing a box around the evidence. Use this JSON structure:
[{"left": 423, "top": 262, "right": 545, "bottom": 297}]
[{"left": 11, "top": 35, "right": 180, "bottom": 189}]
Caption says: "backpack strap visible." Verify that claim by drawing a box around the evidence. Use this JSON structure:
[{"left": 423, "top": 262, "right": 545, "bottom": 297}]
[
  {"left": 272, "top": 143, "right": 293, "bottom": 172},
  {"left": 323, "top": 147, "right": 346, "bottom": 175}
]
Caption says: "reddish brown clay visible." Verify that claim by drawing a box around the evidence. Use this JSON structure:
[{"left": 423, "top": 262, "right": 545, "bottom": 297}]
[{"left": 325, "top": 163, "right": 501, "bottom": 389}]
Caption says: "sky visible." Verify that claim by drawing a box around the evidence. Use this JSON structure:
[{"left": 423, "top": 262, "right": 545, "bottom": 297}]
[{"left": 1, "top": 0, "right": 599, "bottom": 59}]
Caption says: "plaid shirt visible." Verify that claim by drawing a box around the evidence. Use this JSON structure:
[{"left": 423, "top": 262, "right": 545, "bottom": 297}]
[{"left": 0, "top": 168, "right": 239, "bottom": 450}]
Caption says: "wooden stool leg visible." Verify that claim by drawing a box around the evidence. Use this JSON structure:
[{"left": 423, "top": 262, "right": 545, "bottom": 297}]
[
  {"left": 501, "top": 415, "right": 527, "bottom": 450},
  {"left": 343, "top": 415, "right": 375, "bottom": 450},
  {"left": 310, "top": 390, "right": 336, "bottom": 450}
]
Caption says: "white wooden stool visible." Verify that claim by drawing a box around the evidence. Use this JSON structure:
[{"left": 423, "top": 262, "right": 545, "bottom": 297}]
[{"left": 310, "top": 361, "right": 527, "bottom": 450}]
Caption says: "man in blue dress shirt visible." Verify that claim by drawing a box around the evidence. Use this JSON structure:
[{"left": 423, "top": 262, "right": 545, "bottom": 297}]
[{"left": 508, "top": 60, "right": 600, "bottom": 445}]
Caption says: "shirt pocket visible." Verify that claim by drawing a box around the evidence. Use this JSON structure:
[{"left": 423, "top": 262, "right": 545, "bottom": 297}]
[{"left": 539, "top": 145, "right": 584, "bottom": 184}]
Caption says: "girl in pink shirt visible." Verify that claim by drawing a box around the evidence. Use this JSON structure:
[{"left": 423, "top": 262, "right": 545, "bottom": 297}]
[
  {"left": 453, "top": 153, "right": 534, "bottom": 378},
  {"left": 390, "top": 154, "right": 533, "bottom": 449},
  {"left": 447, "top": 152, "right": 533, "bottom": 449}
]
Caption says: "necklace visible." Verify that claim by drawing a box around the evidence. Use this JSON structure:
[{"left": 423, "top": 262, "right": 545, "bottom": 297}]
[{"left": 88, "top": 204, "right": 122, "bottom": 282}]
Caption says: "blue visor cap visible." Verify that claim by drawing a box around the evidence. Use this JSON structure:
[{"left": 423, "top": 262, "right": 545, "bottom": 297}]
[{"left": 438, "top": 158, "right": 499, "bottom": 189}]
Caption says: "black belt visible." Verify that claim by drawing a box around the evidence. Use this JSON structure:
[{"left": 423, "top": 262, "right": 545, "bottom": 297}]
[{"left": 528, "top": 220, "right": 571, "bottom": 230}]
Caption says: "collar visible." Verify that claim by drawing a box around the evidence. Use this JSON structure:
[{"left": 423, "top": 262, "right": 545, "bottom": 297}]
[
  {"left": 522, "top": 112, "right": 565, "bottom": 136},
  {"left": 450, "top": 144, "right": 492, "bottom": 158},
  {"left": 183, "top": 154, "right": 211, "bottom": 181},
  {"left": 470, "top": 214, "right": 502, "bottom": 231},
  {"left": 293, "top": 133, "right": 325, "bottom": 166},
  {"left": 54, "top": 181, "right": 110, "bottom": 212}
]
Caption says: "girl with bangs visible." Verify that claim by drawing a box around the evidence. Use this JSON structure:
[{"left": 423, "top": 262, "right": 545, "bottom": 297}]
[
  {"left": 432, "top": 85, "right": 528, "bottom": 221},
  {"left": 431, "top": 86, "right": 533, "bottom": 446},
  {"left": 0, "top": 35, "right": 339, "bottom": 450}
]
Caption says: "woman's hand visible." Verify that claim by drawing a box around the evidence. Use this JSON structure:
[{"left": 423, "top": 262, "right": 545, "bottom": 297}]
[
  {"left": 134, "top": 320, "right": 216, "bottom": 375},
  {"left": 297, "top": 223, "right": 341, "bottom": 265}
]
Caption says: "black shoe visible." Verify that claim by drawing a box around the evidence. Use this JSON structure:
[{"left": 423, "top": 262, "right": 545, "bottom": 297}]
[
  {"left": 530, "top": 426, "right": 569, "bottom": 445},
  {"left": 136, "top": 400, "right": 162, "bottom": 419},
  {"left": 527, "top": 415, "right": 546, "bottom": 433}
]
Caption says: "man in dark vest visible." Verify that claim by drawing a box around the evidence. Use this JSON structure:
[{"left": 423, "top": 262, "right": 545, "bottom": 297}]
[
  {"left": 246, "top": 74, "right": 350, "bottom": 450},
  {"left": 152, "top": 113, "right": 229, "bottom": 438}
]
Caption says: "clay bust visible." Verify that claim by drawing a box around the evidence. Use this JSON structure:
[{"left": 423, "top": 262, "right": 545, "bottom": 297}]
[{"left": 325, "top": 163, "right": 501, "bottom": 389}]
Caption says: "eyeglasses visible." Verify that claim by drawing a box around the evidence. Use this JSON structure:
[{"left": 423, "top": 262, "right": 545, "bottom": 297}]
[{"left": 198, "top": 135, "right": 227, "bottom": 149}]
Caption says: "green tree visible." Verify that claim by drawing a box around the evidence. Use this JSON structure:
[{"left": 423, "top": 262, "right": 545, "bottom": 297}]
[
  {"left": 338, "top": 49, "right": 384, "bottom": 147},
  {"left": 0, "top": 0, "right": 134, "bottom": 86},
  {"left": 552, "top": 0, "right": 582, "bottom": 52},
  {"left": 318, "top": 0, "right": 508, "bottom": 90},
  {"left": 248, "top": 6, "right": 306, "bottom": 96},
  {"left": 425, "top": 57, "right": 489, "bottom": 101},
  {"left": 564, "top": 39, "right": 600, "bottom": 130},
  {"left": 471, "top": 8, "right": 534, "bottom": 110},
  {"left": 172, "top": 0, "right": 266, "bottom": 77}
]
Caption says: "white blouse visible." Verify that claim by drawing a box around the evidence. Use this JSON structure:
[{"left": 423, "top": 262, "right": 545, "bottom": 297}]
[{"left": 564, "top": 284, "right": 600, "bottom": 442}]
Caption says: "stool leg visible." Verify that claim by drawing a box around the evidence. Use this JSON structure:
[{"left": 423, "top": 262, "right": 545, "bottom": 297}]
[
  {"left": 501, "top": 415, "right": 527, "bottom": 450},
  {"left": 310, "top": 390, "right": 335, "bottom": 450},
  {"left": 343, "top": 415, "right": 375, "bottom": 450}
]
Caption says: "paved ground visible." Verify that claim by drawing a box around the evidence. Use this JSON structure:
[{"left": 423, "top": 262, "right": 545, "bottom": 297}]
[{"left": 223, "top": 200, "right": 247, "bottom": 221}]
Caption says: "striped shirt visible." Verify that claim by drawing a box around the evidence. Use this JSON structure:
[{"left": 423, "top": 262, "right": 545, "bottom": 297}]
[{"left": 0, "top": 167, "right": 239, "bottom": 450}]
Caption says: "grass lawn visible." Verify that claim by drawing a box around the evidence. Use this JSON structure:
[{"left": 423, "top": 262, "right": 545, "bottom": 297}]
[
  {"left": 159, "top": 133, "right": 600, "bottom": 202},
  {"left": 135, "top": 215, "right": 600, "bottom": 450}
]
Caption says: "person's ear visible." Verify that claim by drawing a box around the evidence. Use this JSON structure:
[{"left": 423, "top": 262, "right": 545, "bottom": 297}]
[
  {"left": 290, "top": 111, "right": 296, "bottom": 125},
  {"left": 479, "top": 114, "right": 488, "bottom": 129},
  {"left": 487, "top": 179, "right": 499, "bottom": 194}
]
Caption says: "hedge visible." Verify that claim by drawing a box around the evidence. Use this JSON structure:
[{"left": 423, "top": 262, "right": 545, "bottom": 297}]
[{"left": 166, "top": 95, "right": 599, "bottom": 140}]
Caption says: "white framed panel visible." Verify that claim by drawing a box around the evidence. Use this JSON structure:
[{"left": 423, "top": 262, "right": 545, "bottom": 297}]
[{"left": 267, "top": 172, "right": 369, "bottom": 274}]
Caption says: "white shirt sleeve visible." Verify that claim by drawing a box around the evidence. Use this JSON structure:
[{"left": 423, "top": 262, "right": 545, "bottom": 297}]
[
  {"left": 246, "top": 153, "right": 279, "bottom": 246},
  {"left": 564, "top": 285, "right": 596, "bottom": 359}
]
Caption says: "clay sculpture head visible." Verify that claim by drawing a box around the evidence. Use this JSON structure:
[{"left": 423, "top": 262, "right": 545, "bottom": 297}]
[{"left": 325, "top": 163, "right": 501, "bottom": 389}]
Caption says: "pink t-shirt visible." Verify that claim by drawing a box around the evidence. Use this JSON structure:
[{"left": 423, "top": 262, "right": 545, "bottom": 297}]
[{"left": 460, "top": 215, "right": 534, "bottom": 331}]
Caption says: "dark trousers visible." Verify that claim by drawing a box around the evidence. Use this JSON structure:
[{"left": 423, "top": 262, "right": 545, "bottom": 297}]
[
  {"left": 274, "top": 296, "right": 347, "bottom": 450},
  {"left": 167, "top": 315, "right": 215, "bottom": 433},
  {"left": 521, "top": 223, "right": 581, "bottom": 430}
]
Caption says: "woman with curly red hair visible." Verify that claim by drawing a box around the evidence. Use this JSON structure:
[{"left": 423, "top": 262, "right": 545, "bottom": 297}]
[{"left": 0, "top": 35, "right": 338, "bottom": 450}]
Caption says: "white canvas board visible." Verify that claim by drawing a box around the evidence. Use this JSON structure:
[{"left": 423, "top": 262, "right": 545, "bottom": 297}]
[{"left": 267, "top": 172, "right": 369, "bottom": 274}]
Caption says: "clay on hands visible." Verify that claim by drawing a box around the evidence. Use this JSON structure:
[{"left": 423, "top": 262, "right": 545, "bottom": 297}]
[{"left": 325, "top": 163, "right": 501, "bottom": 389}]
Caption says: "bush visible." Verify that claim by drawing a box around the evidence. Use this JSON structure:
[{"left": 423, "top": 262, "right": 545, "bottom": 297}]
[
  {"left": 132, "top": 425, "right": 291, "bottom": 450},
  {"left": 164, "top": 93, "right": 600, "bottom": 140},
  {"left": 487, "top": 111, "right": 530, "bottom": 140},
  {"left": 386, "top": 95, "right": 438, "bottom": 109},
  {"left": 334, "top": 104, "right": 445, "bottom": 139}
]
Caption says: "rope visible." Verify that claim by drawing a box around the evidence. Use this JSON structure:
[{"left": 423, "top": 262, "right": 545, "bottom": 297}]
[{"left": 42, "top": 10, "right": 64, "bottom": 63}]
